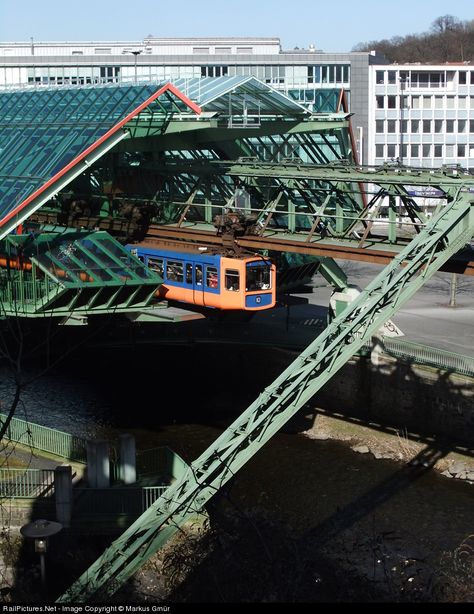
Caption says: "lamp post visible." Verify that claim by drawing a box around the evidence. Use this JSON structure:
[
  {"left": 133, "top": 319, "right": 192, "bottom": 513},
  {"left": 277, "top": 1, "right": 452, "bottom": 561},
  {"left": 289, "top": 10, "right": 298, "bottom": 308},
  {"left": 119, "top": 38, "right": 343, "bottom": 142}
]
[
  {"left": 399, "top": 75, "right": 408, "bottom": 165},
  {"left": 129, "top": 50, "right": 142, "bottom": 84},
  {"left": 21, "top": 519, "right": 63, "bottom": 597}
]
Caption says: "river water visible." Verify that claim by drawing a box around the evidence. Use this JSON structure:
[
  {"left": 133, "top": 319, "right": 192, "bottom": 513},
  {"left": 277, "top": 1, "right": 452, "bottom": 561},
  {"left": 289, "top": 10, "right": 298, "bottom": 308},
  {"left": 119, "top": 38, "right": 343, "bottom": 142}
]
[{"left": 2, "top": 341, "right": 474, "bottom": 602}]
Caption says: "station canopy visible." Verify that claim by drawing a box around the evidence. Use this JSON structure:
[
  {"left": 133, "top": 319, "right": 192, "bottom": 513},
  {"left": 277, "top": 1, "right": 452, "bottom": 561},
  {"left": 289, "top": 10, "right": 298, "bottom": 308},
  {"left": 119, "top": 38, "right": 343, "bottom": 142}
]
[
  {"left": 0, "top": 77, "right": 312, "bottom": 242},
  {"left": 0, "top": 82, "right": 201, "bottom": 241}
]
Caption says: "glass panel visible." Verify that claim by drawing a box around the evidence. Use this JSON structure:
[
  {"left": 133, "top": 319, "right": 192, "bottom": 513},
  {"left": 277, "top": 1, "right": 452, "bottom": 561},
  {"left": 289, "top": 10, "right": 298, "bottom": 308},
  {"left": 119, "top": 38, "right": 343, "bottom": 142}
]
[
  {"left": 166, "top": 260, "right": 183, "bottom": 282},
  {"left": 225, "top": 269, "right": 240, "bottom": 291},
  {"left": 246, "top": 263, "right": 271, "bottom": 291},
  {"left": 206, "top": 266, "right": 218, "bottom": 288}
]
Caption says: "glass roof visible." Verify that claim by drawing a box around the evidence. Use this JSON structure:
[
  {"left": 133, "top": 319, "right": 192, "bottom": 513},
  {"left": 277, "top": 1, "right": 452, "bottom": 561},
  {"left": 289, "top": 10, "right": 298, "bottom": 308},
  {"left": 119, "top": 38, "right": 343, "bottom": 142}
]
[
  {"left": 0, "top": 83, "right": 200, "bottom": 238},
  {"left": 171, "top": 76, "right": 310, "bottom": 116},
  {"left": 7, "top": 230, "right": 161, "bottom": 287},
  {"left": 0, "top": 77, "right": 305, "bottom": 239}
]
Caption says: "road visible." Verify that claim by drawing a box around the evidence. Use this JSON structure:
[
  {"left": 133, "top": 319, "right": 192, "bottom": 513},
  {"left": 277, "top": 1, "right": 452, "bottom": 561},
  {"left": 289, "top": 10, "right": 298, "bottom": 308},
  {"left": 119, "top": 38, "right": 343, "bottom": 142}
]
[{"left": 282, "top": 261, "right": 474, "bottom": 357}]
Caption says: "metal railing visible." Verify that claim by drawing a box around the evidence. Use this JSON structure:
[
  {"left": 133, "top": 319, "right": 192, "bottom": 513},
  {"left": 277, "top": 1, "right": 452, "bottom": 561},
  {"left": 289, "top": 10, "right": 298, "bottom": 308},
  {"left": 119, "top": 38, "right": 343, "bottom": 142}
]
[
  {"left": 72, "top": 486, "right": 167, "bottom": 521},
  {"left": 365, "top": 337, "right": 474, "bottom": 378},
  {"left": 0, "top": 468, "right": 54, "bottom": 498},
  {"left": 0, "top": 414, "right": 88, "bottom": 463}
]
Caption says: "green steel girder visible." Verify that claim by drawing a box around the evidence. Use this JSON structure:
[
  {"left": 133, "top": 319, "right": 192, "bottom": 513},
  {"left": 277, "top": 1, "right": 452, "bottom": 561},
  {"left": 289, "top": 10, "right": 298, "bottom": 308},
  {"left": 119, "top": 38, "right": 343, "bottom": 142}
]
[{"left": 58, "top": 191, "right": 474, "bottom": 603}]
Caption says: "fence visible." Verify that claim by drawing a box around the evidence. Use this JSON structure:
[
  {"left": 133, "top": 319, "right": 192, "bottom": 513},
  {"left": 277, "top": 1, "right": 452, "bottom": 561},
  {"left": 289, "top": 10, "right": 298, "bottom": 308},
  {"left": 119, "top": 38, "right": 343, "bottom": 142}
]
[
  {"left": 0, "top": 468, "right": 54, "bottom": 498},
  {"left": 365, "top": 338, "right": 474, "bottom": 378},
  {"left": 0, "top": 413, "right": 87, "bottom": 463}
]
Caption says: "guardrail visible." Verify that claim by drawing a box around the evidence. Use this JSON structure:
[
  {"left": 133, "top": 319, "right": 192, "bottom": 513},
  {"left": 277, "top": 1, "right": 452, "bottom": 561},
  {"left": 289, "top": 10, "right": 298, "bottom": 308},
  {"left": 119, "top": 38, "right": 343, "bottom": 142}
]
[
  {"left": 72, "top": 486, "right": 167, "bottom": 521},
  {"left": 364, "top": 337, "right": 474, "bottom": 378},
  {"left": 0, "top": 468, "right": 54, "bottom": 498},
  {"left": 0, "top": 413, "right": 88, "bottom": 463}
]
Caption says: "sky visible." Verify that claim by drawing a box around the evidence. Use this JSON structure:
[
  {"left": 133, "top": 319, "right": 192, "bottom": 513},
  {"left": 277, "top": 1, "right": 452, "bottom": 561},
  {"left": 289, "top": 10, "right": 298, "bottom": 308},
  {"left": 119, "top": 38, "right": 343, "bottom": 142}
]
[{"left": 0, "top": 0, "right": 473, "bottom": 52}]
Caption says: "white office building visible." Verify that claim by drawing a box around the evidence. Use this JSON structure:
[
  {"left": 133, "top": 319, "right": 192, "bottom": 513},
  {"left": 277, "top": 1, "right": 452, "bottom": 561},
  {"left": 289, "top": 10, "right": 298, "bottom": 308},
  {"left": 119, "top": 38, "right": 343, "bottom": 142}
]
[{"left": 369, "top": 63, "right": 474, "bottom": 169}]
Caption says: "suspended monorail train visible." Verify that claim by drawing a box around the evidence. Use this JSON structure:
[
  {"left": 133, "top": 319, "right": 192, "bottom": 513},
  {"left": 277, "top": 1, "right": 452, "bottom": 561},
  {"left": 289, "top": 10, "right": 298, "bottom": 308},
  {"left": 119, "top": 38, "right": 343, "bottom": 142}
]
[{"left": 127, "top": 243, "right": 276, "bottom": 311}]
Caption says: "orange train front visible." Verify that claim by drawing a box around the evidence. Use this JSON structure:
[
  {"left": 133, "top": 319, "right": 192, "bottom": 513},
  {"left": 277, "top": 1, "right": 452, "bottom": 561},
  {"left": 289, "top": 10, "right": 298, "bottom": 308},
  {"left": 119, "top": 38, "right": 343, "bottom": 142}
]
[{"left": 127, "top": 245, "right": 276, "bottom": 311}]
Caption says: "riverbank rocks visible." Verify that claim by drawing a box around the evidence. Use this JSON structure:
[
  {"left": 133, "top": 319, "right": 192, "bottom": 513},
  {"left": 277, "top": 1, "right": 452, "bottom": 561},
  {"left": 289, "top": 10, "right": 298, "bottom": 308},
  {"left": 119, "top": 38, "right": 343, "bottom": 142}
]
[{"left": 351, "top": 444, "right": 370, "bottom": 454}]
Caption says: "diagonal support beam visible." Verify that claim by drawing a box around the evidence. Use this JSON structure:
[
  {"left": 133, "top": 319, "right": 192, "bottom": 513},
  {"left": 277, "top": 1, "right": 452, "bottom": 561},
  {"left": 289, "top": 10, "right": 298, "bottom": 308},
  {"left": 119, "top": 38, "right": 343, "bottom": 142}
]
[{"left": 58, "top": 193, "right": 474, "bottom": 603}]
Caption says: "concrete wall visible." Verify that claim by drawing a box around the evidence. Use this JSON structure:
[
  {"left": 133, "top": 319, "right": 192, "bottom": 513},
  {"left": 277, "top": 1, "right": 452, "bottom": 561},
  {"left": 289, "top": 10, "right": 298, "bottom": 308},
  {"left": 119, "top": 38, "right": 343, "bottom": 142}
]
[{"left": 314, "top": 355, "right": 474, "bottom": 445}]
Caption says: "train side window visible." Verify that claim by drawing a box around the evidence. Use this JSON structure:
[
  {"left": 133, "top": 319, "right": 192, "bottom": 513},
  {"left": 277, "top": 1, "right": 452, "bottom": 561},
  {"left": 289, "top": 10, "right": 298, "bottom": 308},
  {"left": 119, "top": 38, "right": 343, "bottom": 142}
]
[
  {"left": 148, "top": 257, "right": 163, "bottom": 276},
  {"left": 206, "top": 266, "right": 218, "bottom": 289},
  {"left": 185, "top": 263, "right": 193, "bottom": 284},
  {"left": 195, "top": 264, "right": 203, "bottom": 286},
  {"left": 167, "top": 260, "right": 183, "bottom": 282},
  {"left": 225, "top": 269, "right": 240, "bottom": 291}
]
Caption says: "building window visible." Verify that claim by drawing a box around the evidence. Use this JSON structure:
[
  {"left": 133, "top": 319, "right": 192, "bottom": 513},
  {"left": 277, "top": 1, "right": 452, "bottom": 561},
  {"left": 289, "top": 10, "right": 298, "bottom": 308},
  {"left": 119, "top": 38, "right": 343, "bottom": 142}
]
[
  {"left": 446, "top": 119, "right": 455, "bottom": 133},
  {"left": 422, "top": 144, "right": 431, "bottom": 157},
  {"left": 376, "top": 70, "right": 384, "bottom": 84},
  {"left": 236, "top": 47, "right": 252, "bottom": 54},
  {"left": 72, "top": 51, "right": 83, "bottom": 56},
  {"left": 387, "top": 120, "right": 396, "bottom": 133},
  {"left": 387, "top": 95, "right": 396, "bottom": 109},
  {"left": 458, "top": 97, "right": 467, "bottom": 109},
  {"left": 446, "top": 145, "right": 455, "bottom": 157},
  {"left": 411, "top": 71, "right": 445, "bottom": 88},
  {"left": 215, "top": 47, "right": 232, "bottom": 54},
  {"left": 434, "top": 145, "right": 443, "bottom": 158},
  {"left": 388, "top": 71, "right": 396, "bottom": 85},
  {"left": 411, "top": 120, "right": 420, "bottom": 133},
  {"left": 410, "top": 144, "right": 419, "bottom": 157},
  {"left": 434, "top": 96, "right": 443, "bottom": 109},
  {"left": 308, "top": 66, "right": 321, "bottom": 84},
  {"left": 201, "top": 65, "right": 228, "bottom": 77},
  {"left": 457, "top": 144, "right": 466, "bottom": 157},
  {"left": 375, "top": 144, "right": 384, "bottom": 158},
  {"left": 459, "top": 72, "right": 467, "bottom": 85},
  {"left": 411, "top": 96, "right": 420, "bottom": 109},
  {"left": 446, "top": 96, "right": 455, "bottom": 109},
  {"left": 422, "top": 96, "right": 432, "bottom": 109},
  {"left": 376, "top": 120, "right": 384, "bottom": 133},
  {"left": 434, "top": 120, "right": 443, "bottom": 133},
  {"left": 94, "top": 48, "right": 112, "bottom": 54},
  {"left": 423, "top": 120, "right": 431, "bottom": 133},
  {"left": 458, "top": 120, "right": 467, "bottom": 133},
  {"left": 387, "top": 144, "right": 396, "bottom": 158},
  {"left": 193, "top": 47, "right": 210, "bottom": 54},
  {"left": 376, "top": 95, "right": 384, "bottom": 109},
  {"left": 401, "top": 120, "right": 408, "bottom": 133},
  {"left": 470, "top": 120, "right": 474, "bottom": 133}
]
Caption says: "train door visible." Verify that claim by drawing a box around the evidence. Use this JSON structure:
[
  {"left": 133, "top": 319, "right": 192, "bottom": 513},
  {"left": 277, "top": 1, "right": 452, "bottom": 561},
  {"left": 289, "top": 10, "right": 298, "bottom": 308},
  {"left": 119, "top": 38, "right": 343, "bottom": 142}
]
[{"left": 193, "top": 263, "right": 204, "bottom": 305}]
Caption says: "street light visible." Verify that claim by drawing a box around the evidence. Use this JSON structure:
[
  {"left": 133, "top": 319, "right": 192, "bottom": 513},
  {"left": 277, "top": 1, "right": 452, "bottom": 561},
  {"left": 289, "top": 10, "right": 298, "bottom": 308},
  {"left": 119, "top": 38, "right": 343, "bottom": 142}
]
[
  {"left": 128, "top": 50, "right": 143, "bottom": 84},
  {"left": 21, "top": 519, "right": 63, "bottom": 597},
  {"left": 399, "top": 75, "right": 408, "bottom": 165}
]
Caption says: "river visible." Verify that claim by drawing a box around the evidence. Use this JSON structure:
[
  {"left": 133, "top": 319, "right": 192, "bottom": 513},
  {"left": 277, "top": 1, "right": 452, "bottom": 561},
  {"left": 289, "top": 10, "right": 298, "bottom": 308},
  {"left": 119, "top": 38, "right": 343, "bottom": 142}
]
[{"left": 1, "top": 341, "right": 474, "bottom": 602}]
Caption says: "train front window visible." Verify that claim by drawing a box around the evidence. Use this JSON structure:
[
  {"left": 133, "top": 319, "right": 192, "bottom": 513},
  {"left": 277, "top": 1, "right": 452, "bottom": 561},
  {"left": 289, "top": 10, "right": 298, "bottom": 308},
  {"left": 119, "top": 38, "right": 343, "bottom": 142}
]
[
  {"left": 246, "top": 262, "right": 271, "bottom": 291},
  {"left": 225, "top": 269, "right": 240, "bottom": 291}
]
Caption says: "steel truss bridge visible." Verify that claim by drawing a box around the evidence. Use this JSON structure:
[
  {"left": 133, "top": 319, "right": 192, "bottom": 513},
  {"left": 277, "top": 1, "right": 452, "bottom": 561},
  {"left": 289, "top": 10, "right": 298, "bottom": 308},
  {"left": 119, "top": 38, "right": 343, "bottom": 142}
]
[{"left": 58, "top": 168, "right": 474, "bottom": 601}]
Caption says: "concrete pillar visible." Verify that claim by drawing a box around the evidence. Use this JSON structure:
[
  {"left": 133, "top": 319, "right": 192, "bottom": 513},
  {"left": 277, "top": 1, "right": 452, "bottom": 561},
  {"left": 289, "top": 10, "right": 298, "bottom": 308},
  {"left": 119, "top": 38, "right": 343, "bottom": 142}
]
[
  {"left": 96, "top": 440, "right": 110, "bottom": 489},
  {"left": 86, "top": 440, "right": 98, "bottom": 487},
  {"left": 55, "top": 465, "right": 72, "bottom": 528},
  {"left": 86, "top": 440, "right": 110, "bottom": 488},
  {"left": 119, "top": 434, "right": 137, "bottom": 484},
  {"left": 371, "top": 335, "right": 384, "bottom": 367}
]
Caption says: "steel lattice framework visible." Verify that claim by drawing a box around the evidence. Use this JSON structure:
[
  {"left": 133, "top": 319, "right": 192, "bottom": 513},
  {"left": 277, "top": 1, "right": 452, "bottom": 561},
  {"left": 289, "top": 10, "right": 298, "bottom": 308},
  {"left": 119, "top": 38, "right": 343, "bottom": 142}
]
[{"left": 58, "top": 188, "right": 474, "bottom": 603}]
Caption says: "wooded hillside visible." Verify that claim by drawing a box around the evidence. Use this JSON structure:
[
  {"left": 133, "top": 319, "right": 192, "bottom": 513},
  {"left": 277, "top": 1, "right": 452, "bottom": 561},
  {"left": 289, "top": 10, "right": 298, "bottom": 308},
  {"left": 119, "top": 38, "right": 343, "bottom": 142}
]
[{"left": 352, "top": 15, "right": 474, "bottom": 63}]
